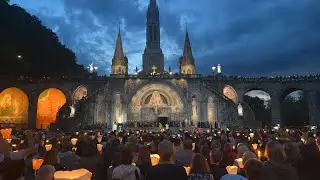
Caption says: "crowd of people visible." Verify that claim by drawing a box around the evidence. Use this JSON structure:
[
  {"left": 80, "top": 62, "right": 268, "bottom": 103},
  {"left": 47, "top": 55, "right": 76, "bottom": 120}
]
[{"left": 0, "top": 126, "right": 319, "bottom": 180}]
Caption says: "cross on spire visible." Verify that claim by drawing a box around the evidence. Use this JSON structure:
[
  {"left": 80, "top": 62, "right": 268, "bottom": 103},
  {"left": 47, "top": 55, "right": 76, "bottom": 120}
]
[{"left": 152, "top": 65, "right": 157, "bottom": 75}]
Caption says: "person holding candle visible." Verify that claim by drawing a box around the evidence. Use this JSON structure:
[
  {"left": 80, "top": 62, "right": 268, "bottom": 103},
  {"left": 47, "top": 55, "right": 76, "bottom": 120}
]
[
  {"left": 244, "top": 159, "right": 262, "bottom": 180},
  {"left": 188, "top": 153, "right": 213, "bottom": 180},
  {"left": 145, "top": 140, "right": 188, "bottom": 180},
  {"left": 112, "top": 147, "right": 142, "bottom": 180},
  {"left": 36, "top": 165, "right": 56, "bottom": 180},
  {"left": 261, "top": 141, "right": 298, "bottom": 180},
  {"left": 209, "top": 150, "right": 227, "bottom": 180},
  {"left": 42, "top": 149, "right": 64, "bottom": 171},
  {"left": 136, "top": 146, "right": 152, "bottom": 179},
  {"left": 176, "top": 139, "right": 195, "bottom": 166}
]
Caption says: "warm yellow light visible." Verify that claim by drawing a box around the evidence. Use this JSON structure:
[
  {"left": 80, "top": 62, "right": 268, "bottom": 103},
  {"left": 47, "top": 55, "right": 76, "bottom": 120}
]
[
  {"left": 36, "top": 88, "right": 66, "bottom": 129},
  {"left": 226, "top": 166, "right": 238, "bottom": 175},
  {"left": 97, "top": 144, "right": 103, "bottom": 152},
  {"left": 252, "top": 144, "right": 258, "bottom": 150},
  {"left": 150, "top": 154, "right": 160, "bottom": 166},
  {"left": 1, "top": 128, "right": 12, "bottom": 139},
  {"left": 0, "top": 88, "right": 29, "bottom": 124},
  {"left": 235, "top": 158, "right": 244, "bottom": 168},
  {"left": 184, "top": 166, "right": 190, "bottom": 176},
  {"left": 258, "top": 150, "right": 261, "bottom": 158},
  {"left": 32, "top": 159, "right": 44, "bottom": 171},
  {"left": 54, "top": 169, "right": 92, "bottom": 180},
  {"left": 71, "top": 138, "right": 78, "bottom": 146},
  {"left": 45, "top": 144, "right": 52, "bottom": 151}
]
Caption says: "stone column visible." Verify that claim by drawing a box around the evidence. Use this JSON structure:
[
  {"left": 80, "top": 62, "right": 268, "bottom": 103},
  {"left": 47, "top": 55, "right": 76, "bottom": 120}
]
[
  {"left": 271, "top": 91, "right": 281, "bottom": 125},
  {"left": 28, "top": 91, "right": 38, "bottom": 129},
  {"left": 307, "top": 91, "right": 320, "bottom": 126}
]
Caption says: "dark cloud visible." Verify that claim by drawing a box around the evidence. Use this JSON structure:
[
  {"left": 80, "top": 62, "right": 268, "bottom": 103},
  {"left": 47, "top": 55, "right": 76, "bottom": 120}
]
[{"left": 10, "top": 0, "right": 320, "bottom": 75}]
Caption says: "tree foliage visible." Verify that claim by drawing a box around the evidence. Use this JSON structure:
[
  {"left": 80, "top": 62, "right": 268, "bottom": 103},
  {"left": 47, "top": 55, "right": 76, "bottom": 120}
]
[
  {"left": 0, "top": 1, "right": 87, "bottom": 76},
  {"left": 281, "top": 94, "right": 309, "bottom": 126},
  {"left": 244, "top": 95, "right": 271, "bottom": 126}
]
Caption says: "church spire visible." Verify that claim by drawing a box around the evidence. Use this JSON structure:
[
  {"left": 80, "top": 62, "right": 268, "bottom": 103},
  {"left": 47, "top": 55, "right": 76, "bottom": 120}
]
[
  {"left": 142, "top": 0, "right": 164, "bottom": 73},
  {"left": 111, "top": 28, "right": 128, "bottom": 75},
  {"left": 183, "top": 30, "right": 194, "bottom": 64},
  {"left": 180, "top": 30, "right": 196, "bottom": 74},
  {"left": 113, "top": 28, "right": 125, "bottom": 60}
]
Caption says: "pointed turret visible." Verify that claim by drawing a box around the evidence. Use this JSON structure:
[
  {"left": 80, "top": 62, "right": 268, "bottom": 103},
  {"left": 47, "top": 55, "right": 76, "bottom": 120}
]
[
  {"left": 180, "top": 30, "right": 196, "bottom": 75},
  {"left": 113, "top": 30, "right": 125, "bottom": 60},
  {"left": 111, "top": 29, "right": 128, "bottom": 75}
]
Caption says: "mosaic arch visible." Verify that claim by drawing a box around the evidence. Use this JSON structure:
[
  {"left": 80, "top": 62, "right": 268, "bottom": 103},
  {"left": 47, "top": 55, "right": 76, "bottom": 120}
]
[
  {"left": 72, "top": 85, "right": 88, "bottom": 103},
  {"left": 36, "top": 88, "right": 66, "bottom": 129},
  {"left": 0, "top": 87, "right": 28, "bottom": 125},
  {"left": 223, "top": 85, "right": 238, "bottom": 103},
  {"left": 130, "top": 83, "right": 184, "bottom": 122}
]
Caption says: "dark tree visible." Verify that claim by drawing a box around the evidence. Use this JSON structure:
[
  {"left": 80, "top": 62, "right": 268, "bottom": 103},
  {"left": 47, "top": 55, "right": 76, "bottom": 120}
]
[
  {"left": 0, "top": 1, "right": 87, "bottom": 76},
  {"left": 244, "top": 95, "right": 271, "bottom": 126},
  {"left": 281, "top": 94, "right": 309, "bottom": 126}
]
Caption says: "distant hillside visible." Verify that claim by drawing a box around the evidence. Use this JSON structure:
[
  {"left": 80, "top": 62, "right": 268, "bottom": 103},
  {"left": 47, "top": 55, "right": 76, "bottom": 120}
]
[{"left": 0, "top": 0, "right": 88, "bottom": 76}]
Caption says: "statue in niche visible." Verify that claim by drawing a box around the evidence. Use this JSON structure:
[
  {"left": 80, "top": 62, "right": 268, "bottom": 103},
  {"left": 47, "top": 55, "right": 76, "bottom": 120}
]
[
  {"left": 115, "top": 94, "right": 121, "bottom": 123},
  {"left": 125, "top": 79, "right": 135, "bottom": 93},
  {"left": 192, "top": 96, "right": 197, "bottom": 116}
]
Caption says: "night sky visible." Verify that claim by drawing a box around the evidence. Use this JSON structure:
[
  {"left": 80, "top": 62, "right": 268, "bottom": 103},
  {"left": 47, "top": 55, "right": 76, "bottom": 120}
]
[{"left": 10, "top": 0, "right": 320, "bottom": 76}]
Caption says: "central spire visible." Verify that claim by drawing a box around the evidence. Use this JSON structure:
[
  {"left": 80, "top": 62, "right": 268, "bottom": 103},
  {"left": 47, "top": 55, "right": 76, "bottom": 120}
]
[{"left": 142, "top": 0, "right": 164, "bottom": 73}]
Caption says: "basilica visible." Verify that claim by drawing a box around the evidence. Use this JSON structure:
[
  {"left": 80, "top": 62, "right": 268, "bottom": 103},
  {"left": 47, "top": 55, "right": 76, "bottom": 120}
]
[{"left": 90, "top": 0, "right": 240, "bottom": 129}]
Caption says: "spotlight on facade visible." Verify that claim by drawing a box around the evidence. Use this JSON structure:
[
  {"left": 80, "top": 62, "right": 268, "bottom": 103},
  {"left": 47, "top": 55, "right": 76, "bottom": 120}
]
[
  {"left": 212, "top": 66, "right": 216, "bottom": 72},
  {"left": 217, "top": 64, "right": 222, "bottom": 74},
  {"left": 237, "top": 103, "right": 243, "bottom": 117}
]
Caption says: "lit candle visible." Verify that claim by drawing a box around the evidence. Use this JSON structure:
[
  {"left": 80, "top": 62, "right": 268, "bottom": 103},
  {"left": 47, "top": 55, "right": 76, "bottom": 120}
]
[
  {"left": 45, "top": 144, "right": 52, "bottom": 151},
  {"left": 258, "top": 150, "right": 261, "bottom": 158},
  {"left": 249, "top": 133, "right": 254, "bottom": 138},
  {"left": 235, "top": 158, "right": 244, "bottom": 168},
  {"left": 97, "top": 144, "right": 103, "bottom": 152},
  {"left": 184, "top": 166, "right": 191, "bottom": 176},
  {"left": 150, "top": 154, "right": 160, "bottom": 166},
  {"left": 32, "top": 159, "right": 44, "bottom": 171},
  {"left": 252, "top": 144, "right": 258, "bottom": 150},
  {"left": 226, "top": 166, "right": 238, "bottom": 175},
  {"left": 71, "top": 138, "right": 78, "bottom": 146}
]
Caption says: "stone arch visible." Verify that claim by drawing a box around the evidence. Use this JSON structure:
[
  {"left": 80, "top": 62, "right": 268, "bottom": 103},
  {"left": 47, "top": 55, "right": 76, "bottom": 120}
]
[
  {"left": 0, "top": 87, "right": 29, "bottom": 126},
  {"left": 72, "top": 85, "right": 88, "bottom": 103},
  {"left": 281, "top": 89, "right": 308, "bottom": 126},
  {"left": 36, "top": 88, "right": 66, "bottom": 129},
  {"left": 223, "top": 85, "right": 238, "bottom": 103},
  {"left": 129, "top": 83, "right": 184, "bottom": 123},
  {"left": 130, "top": 83, "right": 184, "bottom": 110}
]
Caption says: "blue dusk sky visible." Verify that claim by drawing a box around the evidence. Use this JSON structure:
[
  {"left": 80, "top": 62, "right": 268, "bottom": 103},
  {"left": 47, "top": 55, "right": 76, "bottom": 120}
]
[{"left": 10, "top": 0, "right": 320, "bottom": 76}]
